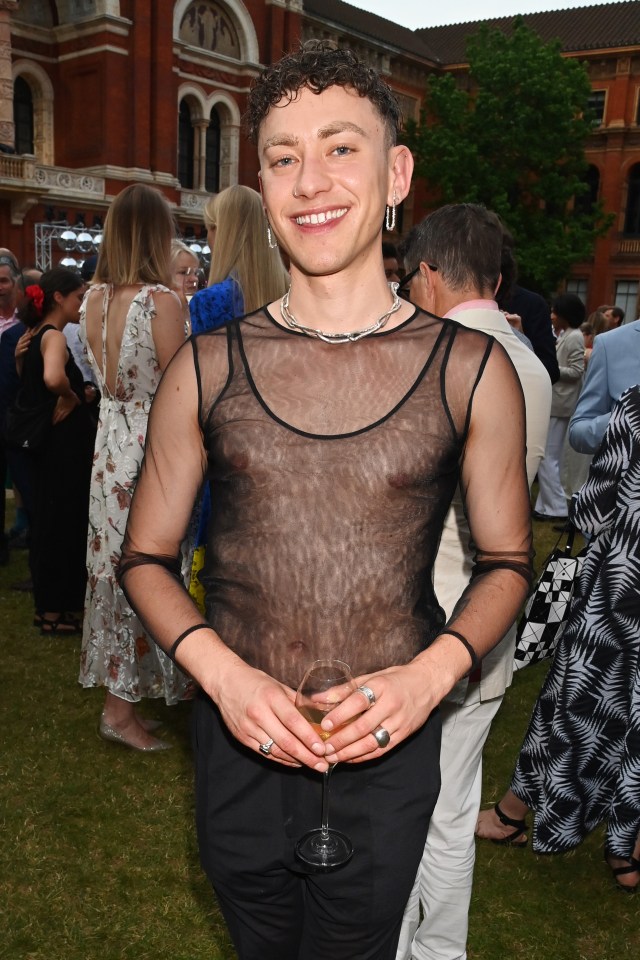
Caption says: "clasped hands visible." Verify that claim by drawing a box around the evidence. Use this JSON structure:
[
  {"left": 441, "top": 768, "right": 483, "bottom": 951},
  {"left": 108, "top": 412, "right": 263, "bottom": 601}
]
[{"left": 211, "top": 658, "right": 437, "bottom": 772}]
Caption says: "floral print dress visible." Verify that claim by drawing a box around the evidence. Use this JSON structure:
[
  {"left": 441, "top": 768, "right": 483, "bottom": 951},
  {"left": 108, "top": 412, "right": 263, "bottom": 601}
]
[{"left": 78, "top": 284, "right": 192, "bottom": 704}]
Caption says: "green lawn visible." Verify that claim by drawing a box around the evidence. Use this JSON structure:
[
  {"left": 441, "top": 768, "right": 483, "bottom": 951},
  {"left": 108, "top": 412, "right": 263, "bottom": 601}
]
[{"left": 1, "top": 515, "right": 637, "bottom": 960}]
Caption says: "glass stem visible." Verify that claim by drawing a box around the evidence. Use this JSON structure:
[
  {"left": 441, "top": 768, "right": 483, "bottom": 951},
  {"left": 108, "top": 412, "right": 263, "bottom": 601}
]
[{"left": 320, "top": 764, "right": 336, "bottom": 840}]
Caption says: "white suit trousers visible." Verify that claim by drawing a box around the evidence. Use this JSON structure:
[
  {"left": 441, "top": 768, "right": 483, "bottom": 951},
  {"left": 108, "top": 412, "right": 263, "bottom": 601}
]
[
  {"left": 534, "top": 416, "right": 570, "bottom": 517},
  {"left": 396, "top": 693, "right": 503, "bottom": 960}
]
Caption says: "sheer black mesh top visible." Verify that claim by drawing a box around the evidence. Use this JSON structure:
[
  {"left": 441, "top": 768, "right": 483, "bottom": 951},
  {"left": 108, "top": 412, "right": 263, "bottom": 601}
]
[{"left": 120, "top": 305, "right": 533, "bottom": 689}]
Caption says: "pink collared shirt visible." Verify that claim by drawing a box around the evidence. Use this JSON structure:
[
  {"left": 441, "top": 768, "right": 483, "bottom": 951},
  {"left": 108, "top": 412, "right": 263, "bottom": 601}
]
[
  {"left": 0, "top": 310, "right": 18, "bottom": 338},
  {"left": 445, "top": 299, "right": 499, "bottom": 319}
]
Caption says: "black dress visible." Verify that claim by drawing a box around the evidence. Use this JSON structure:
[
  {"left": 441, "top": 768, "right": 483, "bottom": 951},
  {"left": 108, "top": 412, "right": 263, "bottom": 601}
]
[
  {"left": 23, "top": 325, "right": 96, "bottom": 614},
  {"left": 512, "top": 385, "right": 640, "bottom": 859}
]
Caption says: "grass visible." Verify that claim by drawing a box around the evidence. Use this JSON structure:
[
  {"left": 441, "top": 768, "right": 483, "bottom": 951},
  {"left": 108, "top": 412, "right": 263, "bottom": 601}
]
[{"left": 1, "top": 509, "right": 637, "bottom": 960}]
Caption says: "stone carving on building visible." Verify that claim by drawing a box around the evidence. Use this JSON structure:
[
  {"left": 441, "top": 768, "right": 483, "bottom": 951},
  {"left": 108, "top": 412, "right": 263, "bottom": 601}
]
[
  {"left": 179, "top": 2, "right": 240, "bottom": 59},
  {"left": 33, "top": 165, "right": 104, "bottom": 197},
  {"left": 181, "top": 191, "right": 207, "bottom": 212}
]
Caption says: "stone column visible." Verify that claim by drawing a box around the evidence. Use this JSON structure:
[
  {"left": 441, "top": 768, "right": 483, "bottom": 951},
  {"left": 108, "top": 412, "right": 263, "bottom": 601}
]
[
  {"left": 0, "top": 0, "right": 18, "bottom": 150},
  {"left": 195, "top": 119, "right": 209, "bottom": 192}
]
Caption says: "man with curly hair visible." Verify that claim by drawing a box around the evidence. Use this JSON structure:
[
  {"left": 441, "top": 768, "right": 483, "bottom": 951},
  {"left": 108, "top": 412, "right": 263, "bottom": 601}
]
[{"left": 119, "top": 41, "right": 532, "bottom": 959}]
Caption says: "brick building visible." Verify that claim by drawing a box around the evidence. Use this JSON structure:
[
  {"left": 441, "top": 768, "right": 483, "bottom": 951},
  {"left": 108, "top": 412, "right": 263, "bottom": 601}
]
[
  {"left": 414, "top": 1, "right": 640, "bottom": 318},
  {"left": 0, "top": 1, "right": 638, "bottom": 317},
  {"left": 0, "top": 0, "right": 303, "bottom": 271}
]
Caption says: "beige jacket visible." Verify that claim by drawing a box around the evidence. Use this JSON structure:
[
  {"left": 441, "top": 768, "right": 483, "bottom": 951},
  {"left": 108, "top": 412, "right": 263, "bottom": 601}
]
[
  {"left": 551, "top": 327, "right": 584, "bottom": 418},
  {"left": 433, "top": 305, "right": 552, "bottom": 703}
]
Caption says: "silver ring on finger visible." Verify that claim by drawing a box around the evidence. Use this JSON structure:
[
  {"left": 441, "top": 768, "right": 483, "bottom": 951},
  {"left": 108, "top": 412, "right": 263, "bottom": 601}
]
[
  {"left": 373, "top": 726, "right": 390, "bottom": 748},
  {"left": 259, "top": 738, "right": 275, "bottom": 756},
  {"left": 357, "top": 685, "right": 376, "bottom": 709}
]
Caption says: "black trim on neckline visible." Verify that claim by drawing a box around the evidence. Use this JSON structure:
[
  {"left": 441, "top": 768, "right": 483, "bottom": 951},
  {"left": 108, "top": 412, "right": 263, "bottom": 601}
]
[{"left": 235, "top": 314, "right": 451, "bottom": 441}]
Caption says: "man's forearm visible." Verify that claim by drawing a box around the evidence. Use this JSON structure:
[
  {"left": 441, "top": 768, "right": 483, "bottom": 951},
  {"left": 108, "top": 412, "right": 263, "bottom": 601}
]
[{"left": 569, "top": 412, "right": 610, "bottom": 453}]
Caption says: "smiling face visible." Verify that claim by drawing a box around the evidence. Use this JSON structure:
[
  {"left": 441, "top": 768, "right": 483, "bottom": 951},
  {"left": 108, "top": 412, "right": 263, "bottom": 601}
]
[
  {"left": 258, "top": 85, "right": 412, "bottom": 283},
  {"left": 172, "top": 250, "right": 200, "bottom": 297}
]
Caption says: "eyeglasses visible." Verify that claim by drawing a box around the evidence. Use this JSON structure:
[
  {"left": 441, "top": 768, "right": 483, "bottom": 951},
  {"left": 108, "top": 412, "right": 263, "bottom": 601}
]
[{"left": 397, "top": 262, "right": 438, "bottom": 300}]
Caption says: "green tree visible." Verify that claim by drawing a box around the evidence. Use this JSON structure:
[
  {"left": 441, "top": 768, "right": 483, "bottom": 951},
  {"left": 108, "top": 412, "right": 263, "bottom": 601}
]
[{"left": 406, "top": 19, "right": 613, "bottom": 293}]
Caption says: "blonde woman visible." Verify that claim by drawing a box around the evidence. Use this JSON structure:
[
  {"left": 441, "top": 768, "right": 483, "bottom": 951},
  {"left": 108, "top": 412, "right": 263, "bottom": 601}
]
[
  {"left": 79, "top": 184, "right": 192, "bottom": 752},
  {"left": 170, "top": 238, "right": 200, "bottom": 335},
  {"left": 189, "top": 184, "right": 288, "bottom": 334}
]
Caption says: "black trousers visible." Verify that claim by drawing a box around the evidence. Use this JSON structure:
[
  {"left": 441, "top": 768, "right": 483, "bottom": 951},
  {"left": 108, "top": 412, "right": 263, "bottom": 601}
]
[{"left": 194, "top": 695, "right": 441, "bottom": 960}]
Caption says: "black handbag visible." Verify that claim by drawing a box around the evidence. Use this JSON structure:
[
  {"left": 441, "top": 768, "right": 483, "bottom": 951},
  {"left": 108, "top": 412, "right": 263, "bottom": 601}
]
[
  {"left": 513, "top": 523, "right": 586, "bottom": 671},
  {"left": 5, "top": 390, "right": 55, "bottom": 451}
]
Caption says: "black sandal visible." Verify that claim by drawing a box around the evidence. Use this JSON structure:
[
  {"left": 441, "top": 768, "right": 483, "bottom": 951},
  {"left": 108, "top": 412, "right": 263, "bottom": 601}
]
[
  {"left": 605, "top": 851, "right": 640, "bottom": 893},
  {"left": 491, "top": 802, "right": 528, "bottom": 847},
  {"left": 40, "top": 615, "right": 81, "bottom": 636}
]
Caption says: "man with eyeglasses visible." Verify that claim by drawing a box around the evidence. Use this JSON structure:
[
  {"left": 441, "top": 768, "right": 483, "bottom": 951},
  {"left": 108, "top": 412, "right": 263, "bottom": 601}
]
[{"left": 396, "top": 204, "right": 551, "bottom": 960}]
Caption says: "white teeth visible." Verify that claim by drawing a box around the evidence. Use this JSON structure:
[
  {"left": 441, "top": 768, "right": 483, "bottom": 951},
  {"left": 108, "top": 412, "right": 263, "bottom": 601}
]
[{"left": 295, "top": 207, "right": 347, "bottom": 225}]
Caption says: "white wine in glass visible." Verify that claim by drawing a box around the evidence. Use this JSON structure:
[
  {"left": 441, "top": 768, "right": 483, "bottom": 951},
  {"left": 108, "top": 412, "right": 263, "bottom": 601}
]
[{"left": 295, "top": 658, "right": 357, "bottom": 869}]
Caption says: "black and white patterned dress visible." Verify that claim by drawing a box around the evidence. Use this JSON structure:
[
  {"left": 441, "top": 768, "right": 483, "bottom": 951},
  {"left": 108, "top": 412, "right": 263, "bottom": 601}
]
[{"left": 512, "top": 385, "right": 640, "bottom": 858}]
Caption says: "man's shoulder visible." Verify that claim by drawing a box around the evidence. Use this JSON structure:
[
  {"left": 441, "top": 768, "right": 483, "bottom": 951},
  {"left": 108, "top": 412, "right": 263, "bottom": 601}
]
[
  {"left": 597, "top": 319, "right": 640, "bottom": 352},
  {"left": 566, "top": 326, "right": 586, "bottom": 345},
  {"left": 437, "top": 310, "right": 492, "bottom": 341}
]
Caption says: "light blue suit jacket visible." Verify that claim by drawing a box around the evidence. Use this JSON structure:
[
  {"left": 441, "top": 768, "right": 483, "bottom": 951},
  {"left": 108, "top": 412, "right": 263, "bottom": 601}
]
[{"left": 569, "top": 320, "right": 640, "bottom": 453}]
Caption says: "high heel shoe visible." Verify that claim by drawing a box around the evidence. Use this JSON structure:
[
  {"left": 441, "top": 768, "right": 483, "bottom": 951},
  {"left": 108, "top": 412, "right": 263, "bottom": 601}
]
[
  {"left": 604, "top": 850, "right": 640, "bottom": 893},
  {"left": 40, "top": 614, "right": 81, "bottom": 636},
  {"left": 98, "top": 717, "right": 172, "bottom": 752},
  {"left": 475, "top": 803, "right": 528, "bottom": 847}
]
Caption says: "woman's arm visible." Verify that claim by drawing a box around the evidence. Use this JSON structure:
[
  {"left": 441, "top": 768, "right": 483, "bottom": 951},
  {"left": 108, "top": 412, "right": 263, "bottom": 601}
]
[
  {"left": 41, "top": 329, "right": 80, "bottom": 423},
  {"left": 150, "top": 290, "right": 187, "bottom": 371}
]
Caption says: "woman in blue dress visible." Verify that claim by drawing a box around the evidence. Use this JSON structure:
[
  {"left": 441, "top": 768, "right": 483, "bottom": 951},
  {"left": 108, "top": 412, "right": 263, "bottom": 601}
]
[{"left": 189, "top": 184, "right": 288, "bottom": 335}]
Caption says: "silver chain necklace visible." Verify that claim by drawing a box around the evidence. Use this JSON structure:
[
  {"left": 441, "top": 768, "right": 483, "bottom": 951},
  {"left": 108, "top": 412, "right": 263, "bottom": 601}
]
[{"left": 280, "top": 284, "right": 402, "bottom": 344}]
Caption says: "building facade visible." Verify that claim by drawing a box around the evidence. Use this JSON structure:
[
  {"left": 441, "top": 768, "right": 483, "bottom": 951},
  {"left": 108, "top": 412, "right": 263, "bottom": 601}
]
[
  {"left": 0, "top": 0, "right": 303, "bottom": 270},
  {"left": 0, "top": 1, "right": 638, "bottom": 317}
]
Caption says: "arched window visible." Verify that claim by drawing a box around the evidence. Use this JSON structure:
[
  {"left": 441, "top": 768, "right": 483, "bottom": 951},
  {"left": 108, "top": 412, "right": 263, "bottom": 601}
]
[
  {"left": 575, "top": 165, "right": 600, "bottom": 216},
  {"left": 13, "top": 76, "right": 34, "bottom": 154},
  {"left": 178, "top": 99, "right": 194, "bottom": 189},
  {"left": 624, "top": 163, "right": 640, "bottom": 236},
  {"left": 205, "top": 107, "right": 220, "bottom": 194}
]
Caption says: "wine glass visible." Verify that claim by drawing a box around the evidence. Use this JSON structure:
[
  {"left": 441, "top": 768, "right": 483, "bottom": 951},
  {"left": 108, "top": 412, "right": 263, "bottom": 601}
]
[
  {"left": 295, "top": 658, "right": 357, "bottom": 870},
  {"left": 183, "top": 267, "right": 199, "bottom": 304}
]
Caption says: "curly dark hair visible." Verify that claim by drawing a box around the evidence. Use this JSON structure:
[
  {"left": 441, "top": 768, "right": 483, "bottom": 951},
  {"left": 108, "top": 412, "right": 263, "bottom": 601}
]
[{"left": 244, "top": 40, "right": 402, "bottom": 147}]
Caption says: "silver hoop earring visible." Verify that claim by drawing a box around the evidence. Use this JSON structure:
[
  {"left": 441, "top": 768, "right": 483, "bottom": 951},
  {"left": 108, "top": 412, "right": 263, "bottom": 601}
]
[
  {"left": 385, "top": 191, "right": 397, "bottom": 232},
  {"left": 266, "top": 221, "right": 278, "bottom": 249}
]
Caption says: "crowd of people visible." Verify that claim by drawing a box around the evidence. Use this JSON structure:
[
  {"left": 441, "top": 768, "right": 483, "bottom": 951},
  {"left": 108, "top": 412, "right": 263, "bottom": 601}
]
[{"left": 1, "top": 38, "right": 639, "bottom": 960}]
